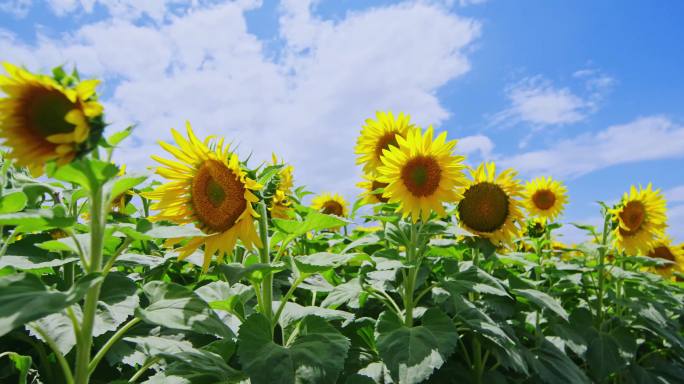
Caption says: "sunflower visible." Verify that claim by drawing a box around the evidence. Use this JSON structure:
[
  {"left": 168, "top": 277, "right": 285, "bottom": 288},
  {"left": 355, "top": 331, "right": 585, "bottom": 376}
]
[
  {"left": 647, "top": 237, "right": 684, "bottom": 278},
  {"left": 270, "top": 154, "right": 295, "bottom": 219},
  {"left": 524, "top": 176, "right": 568, "bottom": 221},
  {"left": 611, "top": 184, "right": 667, "bottom": 256},
  {"left": 456, "top": 162, "right": 524, "bottom": 246},
  {"left": 311, "top": 192, "right": 349, "bottom": 218},
  {"left": 143, "top": 122, "right": 262, "bottom": 271},
  {"left": 377, "top": 126, "right": 466, "bottom": 223},
  {"left": 112, "top": 164, "right": 133, "bottom": 213},
  {"left": 356, "top": 174, "right": 390, "bottom": 205},
  {"left": 0, "top": 63, "right": 104, "bottom": 176},
  {"left": 355, "top": 111, "right": 414, "bottom": 175}
]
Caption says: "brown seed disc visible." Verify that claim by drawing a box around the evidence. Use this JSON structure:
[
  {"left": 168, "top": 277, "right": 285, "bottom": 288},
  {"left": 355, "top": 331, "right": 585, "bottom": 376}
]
[
  {"left": 191, "top": 159, "right": 247, "bottom": 233},
  {"left": 400, "top": 156, "right": 442, "bottom": 197},
  {"left": 458, "top": 182, "right": 510, "bottom": 233},
  {"left": 532, "top": 189, "right": 556, "bottom": 210}
]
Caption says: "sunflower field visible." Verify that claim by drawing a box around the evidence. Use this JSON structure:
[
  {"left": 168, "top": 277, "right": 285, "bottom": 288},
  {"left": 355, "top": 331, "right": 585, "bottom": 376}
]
[{"left": 0, "top": 63, "right": 683, "bottom": 384}]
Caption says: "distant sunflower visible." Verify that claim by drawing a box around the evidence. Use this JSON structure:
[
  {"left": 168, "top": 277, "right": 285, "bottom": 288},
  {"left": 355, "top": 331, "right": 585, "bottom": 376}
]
[
  {"left": 356, "top": 174, "right": 389, "bottom": 205},
  {"left": 144, "top": 122, "right": 262, "bottom": 271},
  {"left": 647, "top": 237, "right": 684, "bottom": 278},
  {"left": 0, "top": 63, "right": 104, "bottom": 176},
  {"left": 270, "top": 154, "right": 294, "bottom": 219},
  {"left": 456, "top": 162, "right": 524, "bottom": 246},
  {"left": 611, "top": 184, "right": 666, "bottom": 255},
  {"left": 377, "top": 126, "right": 466, "bottom": 223},
  {"left": 524, "top": 176, "right": 568, "bottom": 221},
  {"left": 112, "top": 164, "right": 133, "bottom": 213},
  {"left": 355, "top": 111, "right": 414, "bottom": 175},
  {"left": 311, "top": 192, "right": 349, "bottom": 218}
]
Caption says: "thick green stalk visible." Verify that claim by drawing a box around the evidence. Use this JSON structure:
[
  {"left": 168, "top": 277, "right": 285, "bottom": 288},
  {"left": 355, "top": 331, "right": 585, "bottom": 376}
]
[
  {"left": 257, "top": 201, "right": 273, "bottom": 324},
  {"left": 403, "top": 222, "right": 418, "bottom": 327},
  {"left": 596, "top": 213, "right": 611, "bottom": 327},
  {"left": 74, "top": 185, "right": 106, "bottom": 384}
]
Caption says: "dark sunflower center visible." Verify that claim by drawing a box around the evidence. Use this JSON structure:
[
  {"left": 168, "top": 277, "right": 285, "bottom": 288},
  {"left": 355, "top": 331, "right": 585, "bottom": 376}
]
[
  {"left": 191, "top": 159, "right": 246, "bottom": 233},
  {"left": 619, "top": 201, "right": 645, "bottom": 234},
  {"left": 321, "top": 201, "right": 344, "bottom": 216},
  {"left": 371, "top": 180, "right": 389, "bottom": 203},
  {"left": 649, "top": 246, "right": 675, "bottom": 262},
  {"left": 23, "top": 88, "right": 78, "bottom": 138},
  {"left": 458, "top": 182, "right": 510, "bottom": 233},
  {"left": 532, "top": 189, "right": 556, "bottom": 210},
  {"left": 374, "top": 132, "right": 399, "bottom": 159},
  {"left": 400, "top": 156, "right": 441, "bottom": 197}
]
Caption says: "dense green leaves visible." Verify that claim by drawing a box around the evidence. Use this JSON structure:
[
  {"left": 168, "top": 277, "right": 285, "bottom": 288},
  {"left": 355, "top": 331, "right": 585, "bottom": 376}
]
[
  {"left": 136, "top": 281, "right": 234, "bottom": 338},
  {"left": 238, "top": 314, "right": 351, "bottom": 384},
  {"left": 376, "top": 308, "right": 459, "bottom": 384},
  {"left": 0, "top": 273, "right": 100, "bottom": 337}
]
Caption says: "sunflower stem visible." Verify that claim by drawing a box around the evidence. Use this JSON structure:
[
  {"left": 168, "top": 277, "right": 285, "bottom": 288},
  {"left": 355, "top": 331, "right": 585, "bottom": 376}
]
[
  {"left": 596, "top": 211, "right": 611, "bottom": 328},
  {"left": 257, "top": 201, "right": 273, "bottom": 327},
  {"left": 403, "top": 221, "right": 419, "bottom": 327},
  {"left": 74, "top": 184, "right": 106, "bottom": 384}
]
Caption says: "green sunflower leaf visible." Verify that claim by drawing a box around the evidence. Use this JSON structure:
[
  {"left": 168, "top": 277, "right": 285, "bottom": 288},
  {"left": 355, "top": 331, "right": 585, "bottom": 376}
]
[
  {"left": 376, "top": 308, "right": 459, "bottom": 384},
  {"left": 237, "top": 313, "right": 351, "bottom": 384}
]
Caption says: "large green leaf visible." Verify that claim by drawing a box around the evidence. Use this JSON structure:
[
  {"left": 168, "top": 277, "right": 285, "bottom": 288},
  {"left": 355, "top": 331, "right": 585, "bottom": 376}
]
[
  {"left": 376, "top": 308, "right": 459, "bottom": 384},
  {"left": 586, "top": 333, "right": 626, "bottom": 382},
  {"left": 321, "top": 278, "right": 366, "bottom": 309},
  {"left": 27, "top": 272, "right": 139, "bottom": 354},
  {"left": 237, "top": 313, "right": 351, "bottom": 384},
  {"left": 0, "top": 191, "right": 27, "bottom": 214},
  {"left": 136, "top": 281, "right": 233, "bottom": 339},
  {"left": 443, "top": 266, "right": 510, "bottom": 297},
  {"left": 276, "top": 301, "right": 354, "bottom": 329},
  {"left": 513, "top": 288, "right": 569, "bottom": 321},
  {"left": 294, "top": 252, "right": 370, "bottom": 275},
  {"left": 0, "top": 207, "right": 75, "bottom": 232},
  {"left": 272, "top": 211, "right": 347, "bottom": 244},
  {"left": 93, "top": 272, "right": 139, "bottom": 335},
  {"left": 0, "top": 273, "right": 100, "bottom": 337},
  {"left": 526, "top": 340, "right": 591, "bottom": 384},
  {"left": 0, "top": 254, "right": 78, "bottom": 270}
]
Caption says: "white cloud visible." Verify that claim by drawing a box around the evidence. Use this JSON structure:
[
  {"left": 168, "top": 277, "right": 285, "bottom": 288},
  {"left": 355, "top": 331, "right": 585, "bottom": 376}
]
[
  {"left": 501, "top": 116, "right": 684, "bottom": 179},
  {"left": 491, "top": 76, "right": 592, "bottom": 127},
  {"left": 458, "top": 135, "right": 493, "bottom": 159},
  {"left": 46, "top": 0, "right": 226, "bottom": 22},
  {"left": 0, "top": 0, "right": 31, "bottom": 18},
  {"left": 1, "top": 1, "right": 481, "bottom": 201}
]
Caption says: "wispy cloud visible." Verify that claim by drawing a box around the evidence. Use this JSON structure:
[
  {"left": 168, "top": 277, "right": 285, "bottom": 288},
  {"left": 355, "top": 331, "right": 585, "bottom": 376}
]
[
  {"left": 0, "top": 0, "right": 31, "bottom": 18},
  {"left": 501, "top": 116, "right": 684, "bottom": 178},
  {"left": 490, "top": 69, "right": 614, "bottom": 131}
]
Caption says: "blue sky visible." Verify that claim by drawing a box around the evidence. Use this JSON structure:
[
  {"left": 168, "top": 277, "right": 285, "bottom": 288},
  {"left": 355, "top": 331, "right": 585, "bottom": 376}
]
[{"left": 2, "top": 0, "right": 683, "bottom": 243}]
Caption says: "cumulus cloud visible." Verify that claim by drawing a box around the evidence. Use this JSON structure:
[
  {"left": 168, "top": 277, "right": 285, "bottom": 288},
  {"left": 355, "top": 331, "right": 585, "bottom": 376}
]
[
  {"left": 0, "top": 0, "right": 31, "bottom": 18},
  {"left": 501, "top": 116, "right": 684, "bottom": 179},
  {"left": 458, "top": 135, "right": 494, "bottom": 160},
  {"left": 1, "top": 0, "right": 481, "bottom": 200}
]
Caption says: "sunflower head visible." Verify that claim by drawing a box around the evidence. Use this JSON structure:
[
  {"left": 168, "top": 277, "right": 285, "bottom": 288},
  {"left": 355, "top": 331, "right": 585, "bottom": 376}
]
[
  {"left": 610, "top": 183, "right": 667, "bottom": 255},
  {"left": 355, "top": 111, "right": 414, "bottom": 175},
  {"left": 269, "top": 153, "right": 295, "bottom": 219},
  {"left": 356, "top": 174, "right": 390, "bottom": 205},
  {"left": 647, "top": 237, "right": 684, "bottom": 278},
  {"left": 311, "top": 192, "right": 349, "bottom": 219},
  {"left": 143, "top": 122, "right": 262, "bottom": 271},
  {"left": 524, "top": 176, "right": 568, "bottom": 221},
  {"left": 376, "top": 126, "right": 466, "bottom": 223},
  {"left": 0, "top": 63, "right": 105, "bottom": 176},
  {"left": 456, "top": 162, "right": 524, "bottom": 246}
]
